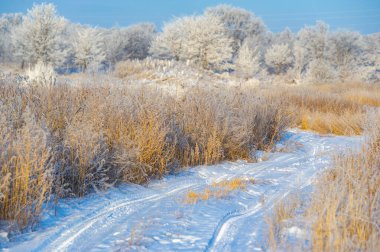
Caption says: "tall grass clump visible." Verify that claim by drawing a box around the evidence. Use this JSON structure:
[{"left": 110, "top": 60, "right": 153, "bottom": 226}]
[{"left": 0, "top": 103, "right": 52, "bottom": 231}]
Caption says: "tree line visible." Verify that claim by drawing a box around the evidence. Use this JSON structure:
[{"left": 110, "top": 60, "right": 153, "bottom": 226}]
[{"left": 0, "top": 3, "right": 379, "bottom": 83}]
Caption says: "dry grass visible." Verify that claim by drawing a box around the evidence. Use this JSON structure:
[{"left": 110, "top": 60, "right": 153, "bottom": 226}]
[
  {"left": 0, "top": 107, "right": 52, "bottom": 231},
  {"left": 267, "top": 83, "right": 380, "bottom": 135},
  {"left": 307, "top": 109, "right": 380, "bottom": 252},
  {"left": 184, "top": 177, "right": 253, "bottom": 204},
  {"left": 266, "top": 196, "right": 301, "bottom": 251}
]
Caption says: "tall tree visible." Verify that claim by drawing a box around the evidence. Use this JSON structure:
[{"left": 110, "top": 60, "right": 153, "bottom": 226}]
[
  {"left": 151, "top": 15, "right": 233, "bottom": 71},
  {"left": 205, "top": 5, "right": 266, "bottom": 57},
  {"left": 73, "top": 27, "right": 105, "bottom": 72},
  {"left": 12, "top": 3, "right": 68, "bottom": 68}
]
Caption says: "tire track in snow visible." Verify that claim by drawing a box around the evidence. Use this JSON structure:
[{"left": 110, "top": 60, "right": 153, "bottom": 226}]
[
  {"left": 204, "top": 135, "right": 325, "bottom": 252},
  {"left": 32, "top": 181, "right": 199, "bottom": 252}
]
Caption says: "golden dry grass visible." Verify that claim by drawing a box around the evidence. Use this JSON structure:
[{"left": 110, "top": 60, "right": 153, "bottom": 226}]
[
  {"left": 0, "top": 108, "right": 52, "bottom": 230},
  {"left": 267, "top": 83, "right": 380, "bottom": 135},
  {"left": 184, "top": 177, "right": 253, "bottom": 204}
]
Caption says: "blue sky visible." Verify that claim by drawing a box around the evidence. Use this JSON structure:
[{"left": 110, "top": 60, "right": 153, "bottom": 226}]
[{"left": 1, "top": 0, "right": 379, "bottom": 34}]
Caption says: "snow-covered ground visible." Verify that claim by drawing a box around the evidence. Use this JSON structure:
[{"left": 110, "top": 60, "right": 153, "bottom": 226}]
[{"left": 1, "top": 130, "right": 362, "bottom": 252}]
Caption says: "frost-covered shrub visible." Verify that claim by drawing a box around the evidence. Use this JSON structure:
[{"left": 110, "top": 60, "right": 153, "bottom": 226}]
[{"left": 27, "top": 61, "right": 56, "bottom": 88}]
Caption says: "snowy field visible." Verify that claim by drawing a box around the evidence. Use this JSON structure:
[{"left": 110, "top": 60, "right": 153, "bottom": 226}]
[{"left": 2, "top": 130, "right": 362, "bottom": 252}]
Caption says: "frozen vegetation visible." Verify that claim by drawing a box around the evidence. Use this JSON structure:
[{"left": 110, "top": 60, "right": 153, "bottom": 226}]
[{"left": 0, "top": 2, "right": 379, "bottom": 252}]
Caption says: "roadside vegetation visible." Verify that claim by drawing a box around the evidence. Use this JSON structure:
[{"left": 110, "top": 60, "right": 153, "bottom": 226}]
[{"left": 266, "top": 109, "right": 380, "bottom": 251}]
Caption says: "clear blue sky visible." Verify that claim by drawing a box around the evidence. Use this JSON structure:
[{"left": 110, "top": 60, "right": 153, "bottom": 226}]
[{"left": 1, "top": 0, "right": 379, "bottom": 34}]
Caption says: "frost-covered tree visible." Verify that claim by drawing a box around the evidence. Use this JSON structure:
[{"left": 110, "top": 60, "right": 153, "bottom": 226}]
[
  {"left": 123, "top": 23, "right": 156, "bottom": 60},
  {"left": 0, "top": 13, "right": 22, "bottom": 62},
  {"left": 296, "top": 22, "right": 335, "bottom": 83},
  {"left": 73, "top": 27, "right": 105, "bottom": 72},
  {"left": 152, "top": 15, "right": 233, "bottom": 70},
  {"left": 297, "top": 21, "right": 329, "bottom": 63},
  {"left": 104, "top": 23, "right": 155, "bottom": 67},
  {"left": 306, "top": 59, "right": 337, "bottom": 84},
  {"left": 291, "top": 44, "right": 306, "bottom": 83},
  {"left": 273, "top": 27, "right": 294, "bottom": 46},
  {"left": 104, "top": 28, "right": 126, "bottom": 67},
  {"left": 265, "top": 43, "right": 293, "bottom": 74},
  {"left": 183, "top": 15, "right": 233, "bottom": 70},
  {"left": 11, "top": 3, "right": 68, "bottom": 68},
  {"left": 329, "top": 30, "right": 362, "bottom": 81},
  {"left": 359, "top": 33, "right": 380, "bottom": 83},
  {"left": 235, "top": 39, "right": 261, "bottom": 78},
  {"left": 150, "top": 18, "right": 190, "bottom": 61},
  {"left": 205, "top": 5, "right": 266, "bottom": 56}
]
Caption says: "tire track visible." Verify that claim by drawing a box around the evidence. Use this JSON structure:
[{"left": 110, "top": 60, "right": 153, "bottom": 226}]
[
  {"left": 32, "top": 181, "right": 199, "bottom": 252},
  {"left": 204, "top": 135, "right": 324, "bottom": 252}
]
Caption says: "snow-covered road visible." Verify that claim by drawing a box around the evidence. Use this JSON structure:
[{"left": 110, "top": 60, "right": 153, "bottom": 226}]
[{"left": 2, "top": 130, "right": 362, "bottom": 252}]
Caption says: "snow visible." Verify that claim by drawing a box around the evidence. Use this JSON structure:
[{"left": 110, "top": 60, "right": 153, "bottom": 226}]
[{"left": 1, "top": 130, "right": 362, "bottom": 251}]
